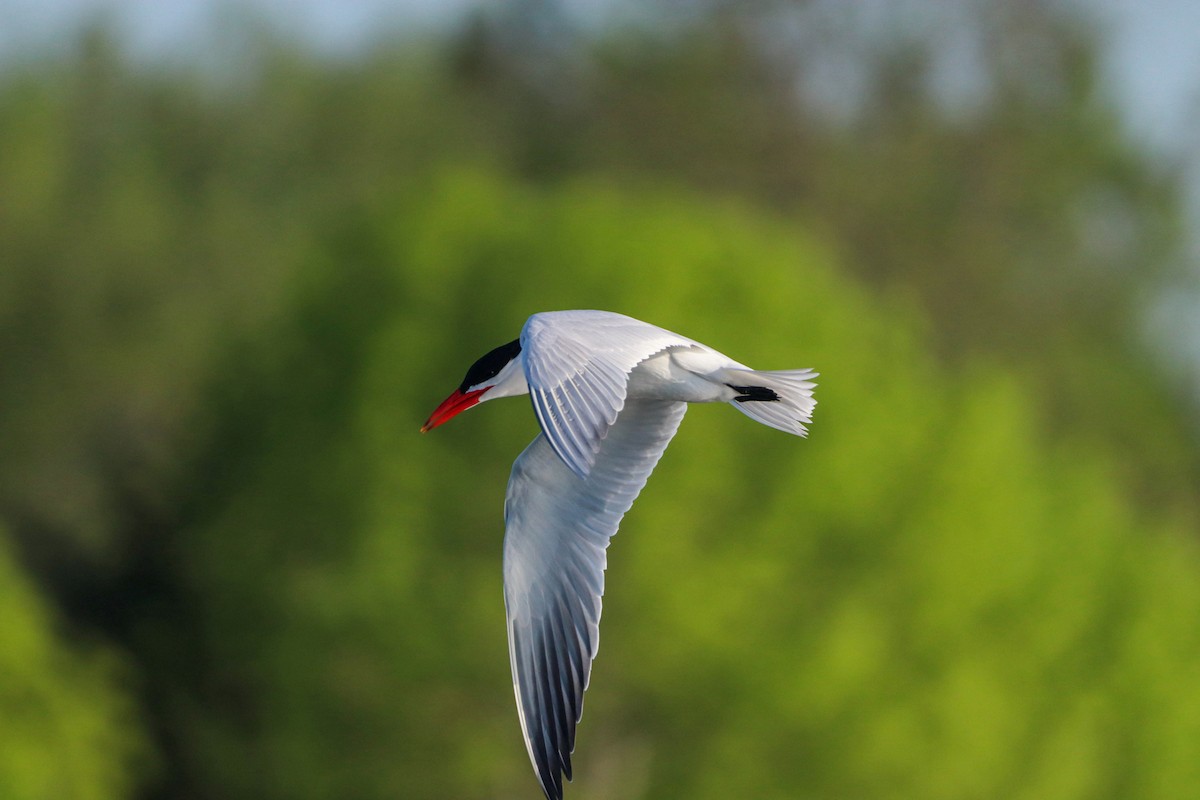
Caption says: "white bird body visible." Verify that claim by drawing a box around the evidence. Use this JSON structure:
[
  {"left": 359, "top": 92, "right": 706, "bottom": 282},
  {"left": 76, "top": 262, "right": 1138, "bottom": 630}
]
[
  {"left": 421, "top": 310, "right": 816, "bottom": 800},
  {"left": 627, "top": 348, "right": 737, "bottom": 401}
]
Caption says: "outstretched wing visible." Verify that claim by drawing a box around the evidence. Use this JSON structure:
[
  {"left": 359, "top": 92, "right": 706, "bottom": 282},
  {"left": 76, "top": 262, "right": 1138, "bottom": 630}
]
[
  {"left": 521, "top": 310, "right": 697, "bottom": 478},
  {"left": 502, "top": 398, "right": 687, "bottom": 800}
]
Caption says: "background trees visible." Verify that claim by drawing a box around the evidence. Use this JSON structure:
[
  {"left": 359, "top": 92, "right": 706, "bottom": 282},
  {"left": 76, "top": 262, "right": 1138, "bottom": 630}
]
[{"left": 1, "top": 3, "right": 1198, "bottom": 798}]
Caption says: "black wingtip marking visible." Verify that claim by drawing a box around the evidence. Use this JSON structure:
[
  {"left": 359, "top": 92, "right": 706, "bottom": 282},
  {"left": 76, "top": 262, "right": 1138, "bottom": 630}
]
[{"left": 728, "top": 384, "right": 780, "bottom": 402}]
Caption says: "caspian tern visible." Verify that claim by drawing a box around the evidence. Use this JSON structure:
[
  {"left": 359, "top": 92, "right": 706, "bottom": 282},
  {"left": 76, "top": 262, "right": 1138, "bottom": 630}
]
[{"left": 421, "top": 310, "right": 817, "bottom": 799}]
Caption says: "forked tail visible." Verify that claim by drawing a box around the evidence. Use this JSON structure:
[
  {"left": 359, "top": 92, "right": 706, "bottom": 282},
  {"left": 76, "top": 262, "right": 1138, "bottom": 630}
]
[{"left": 722, "top": 367, "right": 818, "bottom": 437}]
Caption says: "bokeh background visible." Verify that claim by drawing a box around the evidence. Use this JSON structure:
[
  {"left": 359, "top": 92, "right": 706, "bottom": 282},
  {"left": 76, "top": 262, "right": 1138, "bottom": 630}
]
[{"left": 3, "top": 1, "right": 1200, "bottom": 798}]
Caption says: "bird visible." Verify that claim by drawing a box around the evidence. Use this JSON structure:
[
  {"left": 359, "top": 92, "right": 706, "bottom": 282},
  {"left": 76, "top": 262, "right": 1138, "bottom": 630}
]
[{"left": 420, "top": 310, "right": 817, "bottom": 799}]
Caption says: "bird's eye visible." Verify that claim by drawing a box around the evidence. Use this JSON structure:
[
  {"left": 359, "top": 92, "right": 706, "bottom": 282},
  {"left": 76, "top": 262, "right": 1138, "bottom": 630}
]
[{"left": 460, "top": 338, "right": 521, "bottom": 391}]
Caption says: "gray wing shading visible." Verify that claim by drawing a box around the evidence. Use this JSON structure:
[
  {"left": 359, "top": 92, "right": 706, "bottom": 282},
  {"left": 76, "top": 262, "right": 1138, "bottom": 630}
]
[
  {"left": 521, "top": 310, "right": 698, "bottom": 479},
  {"left": 502, "top": 398, "right": 687, "bottom": 800}
]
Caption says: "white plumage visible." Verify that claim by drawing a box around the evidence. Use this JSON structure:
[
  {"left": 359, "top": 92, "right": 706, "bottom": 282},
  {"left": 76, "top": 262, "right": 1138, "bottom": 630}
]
[{"left": 421, "top": 310, "right": 817, "bottom": 800}]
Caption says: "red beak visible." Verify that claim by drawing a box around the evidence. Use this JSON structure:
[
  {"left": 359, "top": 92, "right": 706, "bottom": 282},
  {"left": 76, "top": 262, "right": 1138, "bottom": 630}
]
[{"left": 420, "top": 388, "right": 486, "bottom": 432}]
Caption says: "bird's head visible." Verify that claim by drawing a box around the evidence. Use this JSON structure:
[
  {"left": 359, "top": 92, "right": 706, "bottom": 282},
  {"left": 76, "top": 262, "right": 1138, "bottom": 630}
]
[{"left": 420, "top": 338, "right": 527, "bottom": 432}]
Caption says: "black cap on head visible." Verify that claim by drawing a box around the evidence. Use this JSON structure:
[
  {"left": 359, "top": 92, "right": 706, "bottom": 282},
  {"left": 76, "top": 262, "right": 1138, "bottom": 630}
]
[{"left": 459, "top": 338, "right": 521, "bottom": 392}]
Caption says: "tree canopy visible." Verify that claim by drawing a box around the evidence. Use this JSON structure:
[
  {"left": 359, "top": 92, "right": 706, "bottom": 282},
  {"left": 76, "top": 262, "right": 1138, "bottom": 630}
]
[{"left": 1, "top": 4, "right": 1199, "bottom": 798}]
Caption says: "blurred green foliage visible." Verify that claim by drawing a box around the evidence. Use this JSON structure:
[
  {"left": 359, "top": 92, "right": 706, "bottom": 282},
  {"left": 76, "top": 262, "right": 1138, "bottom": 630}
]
[
  {"left": 172, "top": 170, "right": 1200, "bottom": 800},
  {"left": 2, "top": 3, "right": 1200, "bottom": 799},
  {"left": 0, "top": 529, "right": 148, "bottom": 800}
]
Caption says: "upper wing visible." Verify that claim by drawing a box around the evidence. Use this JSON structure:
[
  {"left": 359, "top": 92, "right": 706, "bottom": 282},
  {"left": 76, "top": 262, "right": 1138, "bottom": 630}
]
[
  {"left": 502, "top": 398, "right": 687, "bottom": 800},
  {"left": 521, "top": 310, "right": 698, "bottom": 478}
]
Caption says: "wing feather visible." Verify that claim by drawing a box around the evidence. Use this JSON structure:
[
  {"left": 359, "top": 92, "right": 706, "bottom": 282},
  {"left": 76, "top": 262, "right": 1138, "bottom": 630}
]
[
  {"left": 503, "top": 398, "right": 687, "bottom": 800},
  {"left": 521, "top": 310, "right": 699, "bottom": 477}
]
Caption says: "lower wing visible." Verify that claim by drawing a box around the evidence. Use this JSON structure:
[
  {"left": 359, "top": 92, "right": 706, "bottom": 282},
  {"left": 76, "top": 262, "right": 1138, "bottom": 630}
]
[{"left": 501, "top": 398, "right": 687, "bottom": 799}]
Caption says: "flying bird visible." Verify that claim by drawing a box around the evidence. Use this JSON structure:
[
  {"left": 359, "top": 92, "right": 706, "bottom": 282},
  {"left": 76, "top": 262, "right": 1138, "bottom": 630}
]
[{"left": 421, "top": 310, "right": 817, "bottom": 799}]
